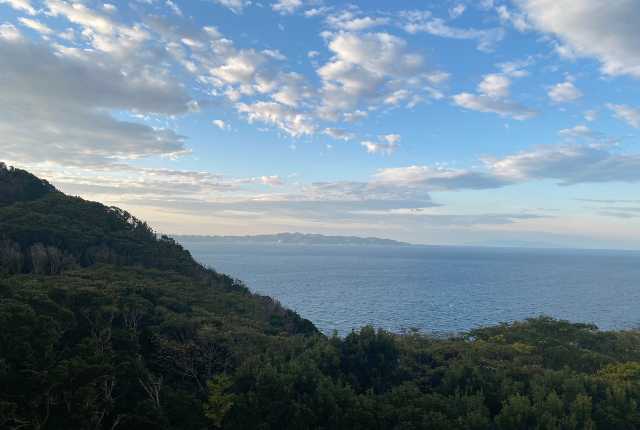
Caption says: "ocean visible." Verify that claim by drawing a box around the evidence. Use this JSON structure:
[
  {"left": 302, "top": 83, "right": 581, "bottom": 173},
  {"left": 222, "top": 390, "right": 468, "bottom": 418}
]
[{"left": 181, "top": 241, "right": 640, "bottom": 336}]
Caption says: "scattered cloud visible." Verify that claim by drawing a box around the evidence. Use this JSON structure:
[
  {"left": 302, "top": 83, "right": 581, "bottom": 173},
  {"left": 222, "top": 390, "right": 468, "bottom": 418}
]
[
  {"left": 496, "top": 5, "right": 531, "bottom": 32},
  {"left": 401, "top": 11, "right": 504, "bottom": 52},
  {"left": 449, "top": 4, "right": 466, "bottom": 19},
  {"left": 599, "top": 209, "right": 640, "bottom": 219},
  {"left": 558, "top": 125, "right": 602, "bottom": 141},
  {"left": 584, "top": 110, "right": 598, "bottom": 122},
  {"left": 0, "top": 23, "right": 22, "bottom": 41},
  {"left": 453, "top": 94, "right": 537, "bottom": 120},
  {"left": 237, "top": 101, "right": 316, "bottom": 137},
  {"left": 478, "top": 73, "right": 511, "bottom": 98},
  {"left": 326, "top": 11, "right": 390, "bottom": 31},
  {"left": 212, "top": 0, "right": 251, "bottom": 14},
  {"left": 0, "top": 0, "right": 638, "bottom": 245},
  {"left": 102, "top": 3, "right": 117, "bottom": 13},
  {"left": 0, "top": 0, "right": 36, "bottom": 15},
  {"left": 607, "top": 103, "right": 640, "bottom": 128},
  {"left": 453, "top": 66, "right": 537, "bottom": 120},
  {"left": 0, "top": 35, "right": 192, "bottom": 165},
  {"left": 375, "top": 143, "right": 640, "bottom": 190},
  {"left": 44, "top": 0, "right": 151, "bottom": 57},
  {"left": 548, "top": 80, "right": 582, "bottom": 103},
  {"left": 359, "top": 134, "right": 401, "bottom": 155},
  {"left": 381, "top": 134, "right": 401, "bottom": 145},
  {"left": 375, "top": 165, "right": 511, "bottom": 191},
  {"left": 487, "top": 143, "right": 640, "bottom": 185},
  {"left": 316, "top": 31, "right": 440, "bottom": 119},
  {"left": 18, "top": 18, "right": 53, "bottom": 35},
  {"left": 165, "top": 0, "right": 183, "bottom": 16},
  {"left": 272, "top": 0, "right": 303, "bottom": 15},
  {"left": 361, "top": 141, "right": 398, "bottom": 156},
  {"left": 515, "top": 0, "right": 640, "bottom": 77},
  {"left": 323, "top": 128, "right": 354, "bottom": 141},
  {"left": 212, "top": 119, "right": 230, "bottom": 130}
]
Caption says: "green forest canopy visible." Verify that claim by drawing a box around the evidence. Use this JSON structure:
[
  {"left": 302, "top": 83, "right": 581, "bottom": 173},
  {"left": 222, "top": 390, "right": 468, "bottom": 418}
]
[{"left": 1, "top": 163, "right": 640, "bottom": 429}]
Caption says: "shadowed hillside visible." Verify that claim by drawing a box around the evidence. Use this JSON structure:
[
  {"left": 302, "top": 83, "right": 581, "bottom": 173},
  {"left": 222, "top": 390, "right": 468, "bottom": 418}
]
[{"left": 1, "top": 164, "right": 640, "bottom": 430}]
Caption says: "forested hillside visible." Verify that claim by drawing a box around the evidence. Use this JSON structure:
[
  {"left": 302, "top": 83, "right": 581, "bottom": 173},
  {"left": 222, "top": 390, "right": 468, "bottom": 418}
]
[{"left": 1, "top": 164, "right": 640, "bottom": 429}]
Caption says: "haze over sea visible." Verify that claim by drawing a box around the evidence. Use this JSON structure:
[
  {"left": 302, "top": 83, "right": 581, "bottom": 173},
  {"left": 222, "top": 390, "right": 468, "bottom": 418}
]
[{"left": 182, "top": 241, "right": 640, "bottom": 336}]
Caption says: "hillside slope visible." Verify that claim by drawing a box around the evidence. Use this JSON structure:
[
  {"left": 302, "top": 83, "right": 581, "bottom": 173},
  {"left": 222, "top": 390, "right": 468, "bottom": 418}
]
[
  {"left": 0, "top": 164, "right": 316, "bottom": 429},
  {"left": 1, "top": 164, "right": 640, "bottom": 430}
]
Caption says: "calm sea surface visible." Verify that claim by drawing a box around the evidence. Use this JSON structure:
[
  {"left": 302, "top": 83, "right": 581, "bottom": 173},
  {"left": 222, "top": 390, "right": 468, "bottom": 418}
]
[{"left": 182, "top": 242, "right": 640, "bottom": 335}]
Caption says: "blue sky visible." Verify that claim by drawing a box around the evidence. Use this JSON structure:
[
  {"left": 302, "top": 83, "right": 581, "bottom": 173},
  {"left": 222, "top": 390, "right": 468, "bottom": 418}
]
[{"left": 2, "top": 0, "right": 640, "bottom": 248}]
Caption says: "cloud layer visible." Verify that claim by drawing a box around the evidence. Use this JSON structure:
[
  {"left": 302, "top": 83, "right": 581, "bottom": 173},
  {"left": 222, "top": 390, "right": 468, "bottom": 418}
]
[
  {"left": 0, "top": 0, "right": 639, "bottom": 246},
  {"left": 515, "top": 0, "right": 640, "bottom": 77}
]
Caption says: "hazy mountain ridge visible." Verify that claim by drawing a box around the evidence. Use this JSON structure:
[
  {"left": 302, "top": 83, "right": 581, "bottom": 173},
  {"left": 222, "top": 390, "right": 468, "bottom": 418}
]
[{"left": 176, "top": 232, "right": 411, "bottom": 246}]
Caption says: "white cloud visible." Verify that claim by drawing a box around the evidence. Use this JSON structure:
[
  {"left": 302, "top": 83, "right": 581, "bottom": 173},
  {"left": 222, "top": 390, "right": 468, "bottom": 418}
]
[
  {"left": 0, "top": 23, "right": 22, "bottom": 41},
  {"left": 497, "top": 58, "right": 532, "bottom": 78},
  {"left": 548, "top": 80, "right": 582, "bottom": 103},
  {"left": 343, "top": 110, "right": 368, "bottom": 123},
  {"left": 237, "top": 101, "right": 316, "bottom": 137},
  {"left": 212, "top": 0, "right": 251, "bottom": 14},
  {"left": 453, "top": 93, "right": 537, "bottom": 120},
  {"left": 359, "top": 134, "right": 402, "bottom": 156},
  {"left": 607, "top": 103, "right": 640, "bottom": 128},
  {"left": 0, "top": 0, "right": 36, "bottom": 15},
  {"left": 324, "top": 32, "right": 422, "bottom": 78},
  {"left": 271, "top": 72, "right": 310, "bottom": 107},
  {"left": 487, "top": 143, "right": 640, "bottom": 185},
  {"left": 259, "top": 175, "right": 284, "bottom": 186},
  {"left": 584, "top": 109, "right": 598, "bottom": 122},
  {"left": 45, "top": 0, "right": 149, "bottom": 57},
  {"left": 381, "top": 134, "right": 401, "bottom": 145},
  {"left": 262, "top": 48, "right": 286, "bottom": 60},
  {"left": 426, "top": 71, "right": 450, "bottom": 85},
  {"left": 212, "top": 119, "right": 229, "bottom": 130},
  {"left": 453, "top": 67, "right": 536, "bottom": 120},
  {"left": 324, "top": 128, "right": 354, "bottom": 141},
  {"left": 449, "top": 4, "right": 466, "bottom": 19},
  {"left": 0, "top": 34, "right": 192, "bottom": 165},
  {"left": 165, "top": 0, "right": 183, "bottom": 16},
  {"left": 384, "top": 89, "right": 410, "bottom": 106},
  {"left": 235, "top": 175, "right": 285, "bottom": 187},
  {"left": 515, "top": 0, "right": 640, "bottom": 77},
  {"left": 402, "top": 14, "right": 504, "bottom": 52},
  {"left": 496, "top": 5, "right": 531, "bottom": 32},
  {"left": 558, "top": 125, "right": 600, "bottom": 140},
  {"left": 375, "top": 165, "right": 511, "bottom": 191},
  {"left": 376, "top": 143, "right": 640, "bottom": 190},
  {"left": 316, "top": 32, "right": 434, "bottom": 119},
  {"left": 102, "top": 3, "right": 116, "bottom": 13},
  {"left": 210, "top": 50, "right": 267, "bottom": 85},
  {"left": 326, "top": 11, "right": 389, "bottom": 31},
  {"left": 18, "top": 17, "right": 53, "bottom": 35},
  {"left": 272, "top": 0, "right": 303, "bottom": 15},
  {"left": 304, "top": 7, "right": 330, "bottom": 18},
  {"left": 478, "top": 73, "right": 511, "bottom": 98},
  {"left": 144, "top": 18, "right": 318, "bottom": 138},
  {"left": 361, "top": 141, "right": 398, "bottom": 155}
]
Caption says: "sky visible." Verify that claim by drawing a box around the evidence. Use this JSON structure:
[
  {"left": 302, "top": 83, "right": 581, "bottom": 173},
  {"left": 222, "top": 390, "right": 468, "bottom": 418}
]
[{"left": 1, "top": 0, "right": 640, "bottom": 249}]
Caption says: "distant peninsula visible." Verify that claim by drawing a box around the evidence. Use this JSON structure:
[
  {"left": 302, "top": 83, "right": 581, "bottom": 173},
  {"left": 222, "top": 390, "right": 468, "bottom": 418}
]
[{"left": 175, "top": 232, "right": 412, "bottom": 246}]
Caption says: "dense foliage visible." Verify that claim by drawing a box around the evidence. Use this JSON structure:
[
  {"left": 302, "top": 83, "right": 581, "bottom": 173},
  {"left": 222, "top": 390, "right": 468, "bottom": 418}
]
[
  {"left": 0, "top": 165, "right": 204, "bottom": 277},
  {"left": 1, "top": 164, "right": 639, "bottom": 429},
  {"left": 0, "top": 163, "right": 58, "bottom": 207}
]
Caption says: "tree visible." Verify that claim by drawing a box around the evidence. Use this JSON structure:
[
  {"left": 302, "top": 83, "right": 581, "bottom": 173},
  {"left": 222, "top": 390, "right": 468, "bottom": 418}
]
[{"left": 204, "top": 374, "right": 235, "bottom": 429}]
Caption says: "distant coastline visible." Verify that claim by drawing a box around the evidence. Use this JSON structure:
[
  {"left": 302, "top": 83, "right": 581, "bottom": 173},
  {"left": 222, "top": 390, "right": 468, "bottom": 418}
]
[{"left": 175, "top": 232, "right": 412, "bottom": 246}]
